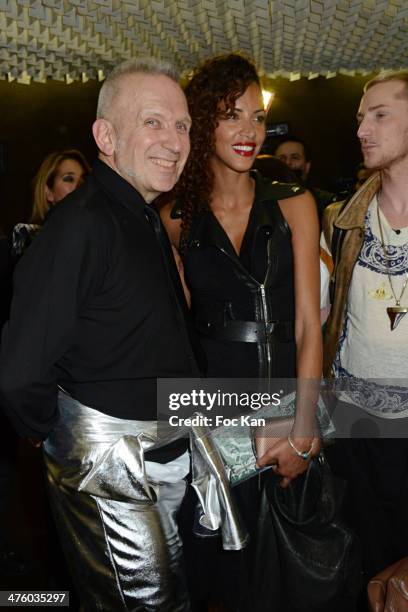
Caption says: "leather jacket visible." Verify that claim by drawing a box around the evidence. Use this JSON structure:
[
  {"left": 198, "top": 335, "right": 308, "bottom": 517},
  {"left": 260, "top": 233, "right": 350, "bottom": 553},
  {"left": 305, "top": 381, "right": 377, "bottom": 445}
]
[{"left": 322, "top": 171, "right": 381, "bottom": 377}]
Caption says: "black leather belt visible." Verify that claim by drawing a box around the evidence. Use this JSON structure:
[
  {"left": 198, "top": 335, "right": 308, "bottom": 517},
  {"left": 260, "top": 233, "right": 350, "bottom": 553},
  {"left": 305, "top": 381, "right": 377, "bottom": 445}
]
[{"left": 196, "top": 319, "right": 294, "bottom": 343}]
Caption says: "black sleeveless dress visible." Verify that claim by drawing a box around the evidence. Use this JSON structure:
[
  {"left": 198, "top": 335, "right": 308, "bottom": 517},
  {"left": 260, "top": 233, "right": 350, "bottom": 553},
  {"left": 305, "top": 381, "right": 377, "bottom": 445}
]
[
  {"left": 177, "top": 172, "right": 305, "bottom": 611},
  {"left": 183, "top": 171, "right": 303, "bottom": 379}
]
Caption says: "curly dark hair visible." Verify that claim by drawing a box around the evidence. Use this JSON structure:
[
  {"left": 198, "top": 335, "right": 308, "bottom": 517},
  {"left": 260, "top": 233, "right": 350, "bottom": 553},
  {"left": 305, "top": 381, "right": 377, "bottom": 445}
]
[{"left": 171, "top": 53, "right": 260, "bottom": 244}]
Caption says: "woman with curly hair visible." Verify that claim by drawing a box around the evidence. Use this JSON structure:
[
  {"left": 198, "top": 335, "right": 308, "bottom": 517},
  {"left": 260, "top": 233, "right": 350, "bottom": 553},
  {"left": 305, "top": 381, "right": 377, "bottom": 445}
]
[{"left": 161, "top": 53, "right": 322, "bottom": 610}]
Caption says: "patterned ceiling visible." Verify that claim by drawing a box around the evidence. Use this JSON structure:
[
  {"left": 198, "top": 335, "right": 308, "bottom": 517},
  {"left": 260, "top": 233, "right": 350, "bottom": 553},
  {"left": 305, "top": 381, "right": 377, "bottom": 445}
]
[{"left": 0, "top": 0, "right": 407, "bottom": 85}]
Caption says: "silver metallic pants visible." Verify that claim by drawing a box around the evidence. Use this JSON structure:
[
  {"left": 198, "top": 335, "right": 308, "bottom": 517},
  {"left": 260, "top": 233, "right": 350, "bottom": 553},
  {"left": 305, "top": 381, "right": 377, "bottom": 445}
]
[{"left": 43, "top": 391, "right": 190, "bottom": 611}]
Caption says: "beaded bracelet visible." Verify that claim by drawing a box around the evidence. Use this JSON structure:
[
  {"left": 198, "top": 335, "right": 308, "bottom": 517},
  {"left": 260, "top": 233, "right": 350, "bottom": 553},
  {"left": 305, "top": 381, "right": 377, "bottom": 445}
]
[{"left": 287, "top": 434, "right": 314, "bottom": 461}]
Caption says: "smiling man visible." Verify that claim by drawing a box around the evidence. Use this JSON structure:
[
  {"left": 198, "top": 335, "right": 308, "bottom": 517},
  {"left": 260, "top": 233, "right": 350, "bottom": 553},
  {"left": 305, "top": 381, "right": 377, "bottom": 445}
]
[
  {"left": 321, "top": 71, "right": 408, "bottom": 590},
  {"left": 0, "top": 59, "right": 200, "bottom": 610},
  {"left": 94, "top": 67, "right": 191, "bottom": 198}
]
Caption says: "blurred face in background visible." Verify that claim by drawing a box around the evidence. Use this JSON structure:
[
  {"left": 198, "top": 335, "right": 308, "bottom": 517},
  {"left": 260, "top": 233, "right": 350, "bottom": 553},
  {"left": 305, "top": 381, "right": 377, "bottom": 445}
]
[
  {"left": 45, "top": 158, "right": 87, "bottom": 204},
  {"left": 275, "top": 140, "right": 311, "bottom": 181}
]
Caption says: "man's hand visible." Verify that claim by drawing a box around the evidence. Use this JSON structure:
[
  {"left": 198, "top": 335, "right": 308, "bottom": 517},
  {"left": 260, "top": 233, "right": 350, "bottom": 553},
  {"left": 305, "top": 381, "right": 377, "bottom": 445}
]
[{"left": 256, "top": 436, "right": 321, "bottom": 488}]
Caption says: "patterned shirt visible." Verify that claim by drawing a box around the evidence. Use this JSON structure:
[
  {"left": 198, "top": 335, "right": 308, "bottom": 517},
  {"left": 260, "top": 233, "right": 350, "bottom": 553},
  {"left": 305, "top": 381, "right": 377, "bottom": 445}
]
[{"left": 333, "top": 195, "right": 408, "bottom": 417}]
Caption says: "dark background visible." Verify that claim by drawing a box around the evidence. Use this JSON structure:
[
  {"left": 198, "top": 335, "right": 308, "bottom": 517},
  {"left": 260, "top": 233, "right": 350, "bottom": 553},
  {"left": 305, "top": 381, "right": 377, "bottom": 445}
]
[
  {"left": 0, "top": 73, "right": 371, "bottom": 234},
  {"left": 0, "top": 79, "right": 99, "bottom": 234}
]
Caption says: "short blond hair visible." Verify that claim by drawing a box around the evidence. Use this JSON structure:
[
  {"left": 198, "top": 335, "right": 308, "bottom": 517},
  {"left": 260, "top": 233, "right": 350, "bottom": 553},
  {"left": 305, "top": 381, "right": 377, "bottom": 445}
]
[
  {"left": 364, "top": 70, "right": 408, "bottom": 98},
  {"left": 96, "top": 57, "right": 179, "bottom": 120}
]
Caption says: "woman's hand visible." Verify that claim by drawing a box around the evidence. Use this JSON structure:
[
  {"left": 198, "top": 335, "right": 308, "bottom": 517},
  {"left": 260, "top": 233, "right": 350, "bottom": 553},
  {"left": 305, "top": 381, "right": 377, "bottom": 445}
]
[{"left": 256, "top": 435, "right": 321, "bottom": 488}]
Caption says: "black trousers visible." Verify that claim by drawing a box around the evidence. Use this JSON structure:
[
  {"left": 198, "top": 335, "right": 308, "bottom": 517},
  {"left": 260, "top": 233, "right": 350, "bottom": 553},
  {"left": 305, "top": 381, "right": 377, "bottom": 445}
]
[
  {"left": 0, "top": 408, "right": 18, "bottom": 550},
  {"left": 326, "top": 435, "right": 408, "bottom": 582},
  {"left": 178, "top": 473, "right": 284, "bottom": 612}
]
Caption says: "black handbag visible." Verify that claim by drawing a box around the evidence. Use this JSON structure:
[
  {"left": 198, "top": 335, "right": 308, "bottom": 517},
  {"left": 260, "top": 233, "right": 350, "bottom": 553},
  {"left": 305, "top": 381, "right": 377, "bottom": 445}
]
[{"left": 254, "top": 454, "right": 362, "bottom": 611}]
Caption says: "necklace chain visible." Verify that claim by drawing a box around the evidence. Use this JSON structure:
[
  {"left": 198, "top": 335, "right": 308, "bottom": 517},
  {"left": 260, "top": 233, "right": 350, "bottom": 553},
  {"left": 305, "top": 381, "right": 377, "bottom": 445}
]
[{"left": 376, "top": 199, "right": 408, "bottom": 306}]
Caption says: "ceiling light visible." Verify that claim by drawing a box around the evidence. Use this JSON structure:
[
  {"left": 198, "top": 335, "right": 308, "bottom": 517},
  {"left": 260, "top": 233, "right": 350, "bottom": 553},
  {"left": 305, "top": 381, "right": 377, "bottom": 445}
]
[{"left": 262, "top": 89, "right": 274, "bottom": 110}]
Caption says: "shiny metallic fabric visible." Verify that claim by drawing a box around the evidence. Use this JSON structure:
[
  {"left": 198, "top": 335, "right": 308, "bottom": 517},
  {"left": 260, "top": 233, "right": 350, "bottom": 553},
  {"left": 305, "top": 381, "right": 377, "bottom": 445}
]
[
  {"left": 43, "top": 390, "right": 191, "bottom": 611},
  {"left": 43, "top": 392, "right": 247, "bottom": 611},
  {"left": 189, "top": 421, "right": 249, "bottom": 550}
]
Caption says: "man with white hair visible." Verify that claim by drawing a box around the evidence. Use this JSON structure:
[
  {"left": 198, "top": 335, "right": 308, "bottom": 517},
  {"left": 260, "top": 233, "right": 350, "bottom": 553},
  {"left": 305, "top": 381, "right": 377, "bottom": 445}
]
[{"left": 0, "top": 58, "right": 199, "bottom": 610}]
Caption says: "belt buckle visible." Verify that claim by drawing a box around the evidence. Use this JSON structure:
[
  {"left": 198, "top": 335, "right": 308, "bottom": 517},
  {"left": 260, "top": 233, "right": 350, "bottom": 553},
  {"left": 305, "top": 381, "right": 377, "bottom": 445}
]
[{"left": 265, "top": 321, "right": 275, "bottom": 340}]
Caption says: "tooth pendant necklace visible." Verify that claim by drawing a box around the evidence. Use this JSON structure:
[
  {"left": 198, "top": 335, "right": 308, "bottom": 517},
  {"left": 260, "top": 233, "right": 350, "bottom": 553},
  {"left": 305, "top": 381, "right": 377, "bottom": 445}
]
[{"left": 376, "top": 200, "right": 408, "bottom": 330}]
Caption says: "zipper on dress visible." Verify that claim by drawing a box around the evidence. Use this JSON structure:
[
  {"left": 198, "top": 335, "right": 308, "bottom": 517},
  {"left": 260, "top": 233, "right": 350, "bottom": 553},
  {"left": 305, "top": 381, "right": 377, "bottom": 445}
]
[
  {"left": 260, "top": 283, "right": 272, "bottom": 381},
  {"left": 218, "top": 246, "right": 272, "bottom": 381}
]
